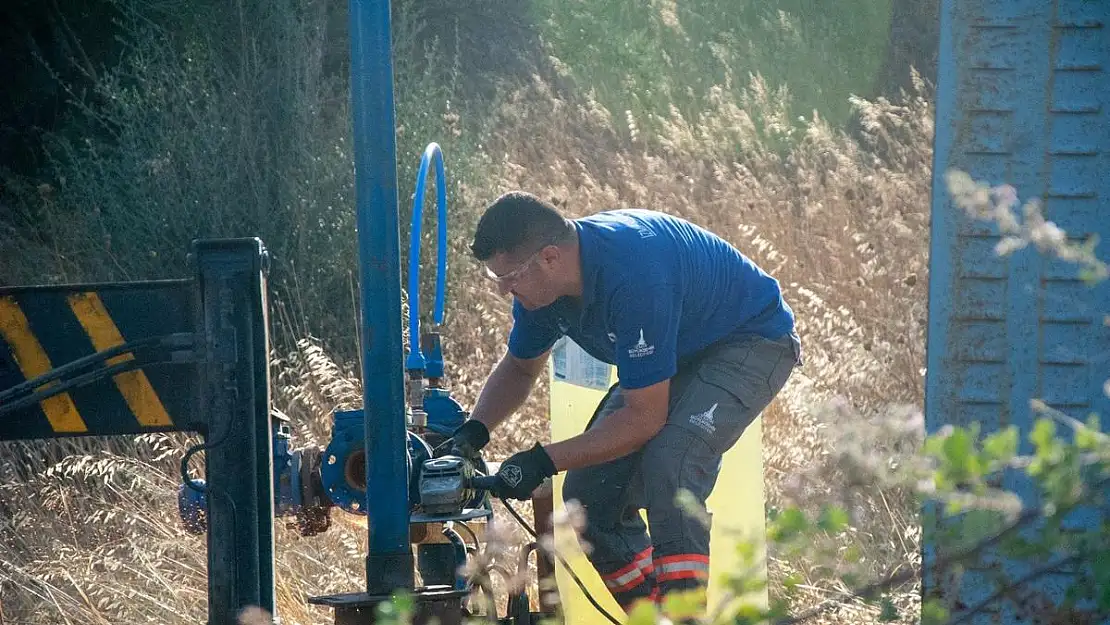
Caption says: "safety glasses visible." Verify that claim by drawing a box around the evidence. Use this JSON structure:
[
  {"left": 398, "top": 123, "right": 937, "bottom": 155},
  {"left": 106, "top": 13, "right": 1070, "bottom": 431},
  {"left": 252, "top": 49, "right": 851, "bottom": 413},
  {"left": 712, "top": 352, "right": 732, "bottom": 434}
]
[{"left": 483, "top": 247, "right": 545, "bottom": 288}]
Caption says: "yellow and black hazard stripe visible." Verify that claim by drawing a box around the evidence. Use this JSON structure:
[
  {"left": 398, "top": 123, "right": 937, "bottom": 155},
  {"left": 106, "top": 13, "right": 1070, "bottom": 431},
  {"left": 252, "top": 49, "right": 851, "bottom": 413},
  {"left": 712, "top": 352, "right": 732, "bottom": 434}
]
[
  {"left": 66, "top": 292, "right": 174, "bottom": 428},
  {"left": 0, "top": 281, "right": 196, "bottom": 441},
  {"left": 0, "top": 296, "right": 87, "bottom": 434}
]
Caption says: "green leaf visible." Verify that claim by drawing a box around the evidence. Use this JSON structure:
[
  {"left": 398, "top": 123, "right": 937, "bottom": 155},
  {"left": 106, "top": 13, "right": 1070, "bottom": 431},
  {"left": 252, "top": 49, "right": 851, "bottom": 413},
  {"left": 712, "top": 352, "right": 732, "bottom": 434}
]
[
  {"left": 783, "top": 572, "right": 804, "bottom": 594},
  {"left": 1028, "top": 418, "right": 1065, "bottom": 478},
  {"left": 817, "top": 505, "right": 850, "bottom": 534},
  {"left": 923, "top": 432, "right": 947, "bottom": 458},
  {"left": 1030, "top": 418, "right": 1057, "bottom": 452},
  {"left": 843, "top": 545, "right": 862, "bottom": 564},
  {"left": 921, "top": 599, "right": 949, "bottom": 625},
  {"left": 767, "top": 598, "right": 792, "bottom": 620},
  {"left": 626, "top": 600, "right": 659, "bottom": 625},
  {"left": 661, "top": 588, "right": 706, "bottom": 621},
  {"left": 735, "top": 538, "right": 757, "bottom": 565},
  {"left": 768, "top": 507, "right": 809, "bottom": 543},
  {"left": 956, "top": 509, "right": 1009, "bottom": 549},
  {"left": 375, "top": 592, "right": 414, "bottom": 625},
  {"left": 982, "top": 426, "right": 1018, "bottom": 467},
  {"left": 999, "top": 534, "right": 1050, "bottom": 559},
  {"left": 943, "top": 496, "right": 967, "bottom": 517},
  {"left": 1075, "top": 414, "right": 1102, "bottom": 451},
  {"left": 728, "top": 571, "right": 768, "bottom": 596},
  {"left": 940, "top": 426, "right": 982, "bottom": 484},
  {"left": 731, "top": 603, "right": 767, "bottom": 625},
  {"left": 879, "top": 596, "right": 899, "bottom": 622}
]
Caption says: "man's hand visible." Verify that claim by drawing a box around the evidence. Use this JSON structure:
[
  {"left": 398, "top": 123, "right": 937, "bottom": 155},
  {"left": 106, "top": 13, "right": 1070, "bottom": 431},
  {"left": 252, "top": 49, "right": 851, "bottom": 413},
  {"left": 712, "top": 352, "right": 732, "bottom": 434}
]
[
  {"left": 439, "top": 419, "right": 490, "bottom": 458},
  {"left": 488, "top": 443, "right": 556, "bottom": 500}
]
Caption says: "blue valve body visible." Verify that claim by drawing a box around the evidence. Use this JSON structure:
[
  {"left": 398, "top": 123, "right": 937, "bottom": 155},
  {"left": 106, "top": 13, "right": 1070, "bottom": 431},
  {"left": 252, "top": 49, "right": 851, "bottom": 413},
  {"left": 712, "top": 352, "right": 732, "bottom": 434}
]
[{"left": 321, "top": 408, "right": 435, "bottom": 515}]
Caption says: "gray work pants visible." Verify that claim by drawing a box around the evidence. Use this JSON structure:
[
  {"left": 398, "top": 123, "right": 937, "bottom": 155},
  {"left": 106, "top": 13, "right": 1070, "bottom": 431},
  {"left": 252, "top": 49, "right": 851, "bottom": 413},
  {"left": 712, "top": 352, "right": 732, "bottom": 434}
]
[{"left": 561, "top": 331, "right": 802, "bottom": 608}]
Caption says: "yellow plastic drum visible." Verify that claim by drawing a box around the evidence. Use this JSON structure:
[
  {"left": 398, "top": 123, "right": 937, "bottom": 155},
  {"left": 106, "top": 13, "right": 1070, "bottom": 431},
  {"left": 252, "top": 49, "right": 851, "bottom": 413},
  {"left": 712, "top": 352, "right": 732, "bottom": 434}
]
[{"left": 548, "top": 337, "right": 768, "bottom": 623}]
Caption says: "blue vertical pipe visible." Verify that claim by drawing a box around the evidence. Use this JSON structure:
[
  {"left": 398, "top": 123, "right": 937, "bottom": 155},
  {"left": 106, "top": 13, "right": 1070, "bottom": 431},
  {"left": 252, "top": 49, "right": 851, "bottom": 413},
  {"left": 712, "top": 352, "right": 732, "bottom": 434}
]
[{"left": 348, "top": 0, "right": 414, "bottom": 593}]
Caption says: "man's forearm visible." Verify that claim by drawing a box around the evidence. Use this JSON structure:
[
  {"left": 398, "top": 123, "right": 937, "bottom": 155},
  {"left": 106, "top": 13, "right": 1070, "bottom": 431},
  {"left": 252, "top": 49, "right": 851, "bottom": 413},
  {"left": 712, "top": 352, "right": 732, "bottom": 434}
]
[
  {"left": 544, "top": 404, "right": 662, "bottom": 472},
  {"left": 469, "top": 353, "right": 542, "bottom": 432}
]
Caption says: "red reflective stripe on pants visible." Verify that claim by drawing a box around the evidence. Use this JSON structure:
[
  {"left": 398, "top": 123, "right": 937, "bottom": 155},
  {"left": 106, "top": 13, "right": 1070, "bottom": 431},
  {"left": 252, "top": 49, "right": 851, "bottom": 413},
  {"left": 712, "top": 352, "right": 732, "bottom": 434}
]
[
  {"left": 655, "top": 553, "right": 709, "bottom": 566},
  {"left": 655, "top": 554, "right": 710, "bottom": 581},
  {"left": 657, "top": 568, "right": 709, "bottom": 583},
  {"left": 607, "top": 570, "right": 646, "bottom": 593},
  {"left": 601, "top": 547, "right": 654, "bottom": 592},
  {"left": 600, "top": 547, "right": 653, "bottom": 582}
]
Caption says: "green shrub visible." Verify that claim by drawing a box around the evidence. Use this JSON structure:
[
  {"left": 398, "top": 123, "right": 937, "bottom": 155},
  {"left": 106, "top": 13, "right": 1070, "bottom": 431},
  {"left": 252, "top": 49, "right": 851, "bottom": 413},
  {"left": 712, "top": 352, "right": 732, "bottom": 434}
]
[
  {"left": 0, "top": 0, "right": 496, "bottom": 363},
  {"left": 530, "top": 0, "right": 893, "bottom": 138}
]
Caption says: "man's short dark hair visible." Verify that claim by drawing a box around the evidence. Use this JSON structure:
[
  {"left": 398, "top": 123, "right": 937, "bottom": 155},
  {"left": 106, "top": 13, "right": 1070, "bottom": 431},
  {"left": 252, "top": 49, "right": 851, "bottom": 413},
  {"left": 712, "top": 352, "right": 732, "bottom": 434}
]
[{"left": 470, "top": 191, "right": 574, "bottom": 261}]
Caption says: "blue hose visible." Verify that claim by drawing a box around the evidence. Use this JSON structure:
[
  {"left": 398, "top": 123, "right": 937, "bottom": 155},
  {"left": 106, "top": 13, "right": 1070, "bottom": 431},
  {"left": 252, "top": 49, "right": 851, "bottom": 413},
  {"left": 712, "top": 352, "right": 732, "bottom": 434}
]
[{"left": 406, "top": 142, "right": 448, "bottom": 371}]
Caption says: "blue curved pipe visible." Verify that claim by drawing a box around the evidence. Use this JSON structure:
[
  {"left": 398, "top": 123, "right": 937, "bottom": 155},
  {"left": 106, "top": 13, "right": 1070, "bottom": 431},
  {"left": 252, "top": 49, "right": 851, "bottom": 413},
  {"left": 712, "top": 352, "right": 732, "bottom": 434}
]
[{"left": 406, "top": 142, "right": 448, "bottom": 371}]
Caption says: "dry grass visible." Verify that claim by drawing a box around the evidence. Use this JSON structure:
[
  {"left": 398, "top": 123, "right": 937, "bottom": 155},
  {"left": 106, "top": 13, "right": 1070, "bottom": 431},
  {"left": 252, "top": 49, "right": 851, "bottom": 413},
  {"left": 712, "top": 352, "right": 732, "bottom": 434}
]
[{"left": 0, "top": 72, "right": 933, "bottom": 624}]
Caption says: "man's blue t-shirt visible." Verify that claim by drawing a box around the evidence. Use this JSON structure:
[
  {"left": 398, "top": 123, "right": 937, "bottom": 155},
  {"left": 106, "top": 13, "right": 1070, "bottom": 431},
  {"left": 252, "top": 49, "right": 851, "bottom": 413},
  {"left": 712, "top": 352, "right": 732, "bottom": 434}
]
[{"left": 507, "top": 209, "right": 795, "bottom": 389}]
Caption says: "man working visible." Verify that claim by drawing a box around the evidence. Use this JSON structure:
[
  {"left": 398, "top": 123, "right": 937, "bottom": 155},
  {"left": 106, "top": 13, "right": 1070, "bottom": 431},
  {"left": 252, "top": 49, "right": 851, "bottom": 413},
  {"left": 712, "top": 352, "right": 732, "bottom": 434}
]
[{"left": 447, "top": 191, "right": 802, "bottom": 610}]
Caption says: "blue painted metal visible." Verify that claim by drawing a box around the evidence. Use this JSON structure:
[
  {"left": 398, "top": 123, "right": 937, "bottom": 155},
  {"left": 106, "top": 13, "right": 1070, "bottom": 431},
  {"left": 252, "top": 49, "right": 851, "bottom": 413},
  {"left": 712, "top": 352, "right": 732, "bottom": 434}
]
[
  {"left": 178, "top": 477, "right": 208, "bottom": 534},
  {"left": 320, "top": 408, "right": 434, "bottom": 515},
  {"left": 423, "top": 330, "right": 446, "bottom": 381},
  {"left": 348, "top": 0, "right": 414, "bottom": 593},
  {"left": 925, "top": 1, "right": 1109, "bottom": 622},
  {"left": 272, "top": 414, "right": 305, "bottom": 518},
  {"left": 423, "top": 388, "right": 467, "bottom": 436},
  {"left": 406, "top": 142, "right": 449, "bottom": 373}
]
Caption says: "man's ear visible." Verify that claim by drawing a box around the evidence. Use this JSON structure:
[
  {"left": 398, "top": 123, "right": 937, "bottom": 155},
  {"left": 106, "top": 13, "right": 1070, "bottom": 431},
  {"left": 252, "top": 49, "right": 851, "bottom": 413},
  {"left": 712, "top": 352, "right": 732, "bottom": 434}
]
[{"left": 538, "top": 244, "right": 561, "bottom": 266}]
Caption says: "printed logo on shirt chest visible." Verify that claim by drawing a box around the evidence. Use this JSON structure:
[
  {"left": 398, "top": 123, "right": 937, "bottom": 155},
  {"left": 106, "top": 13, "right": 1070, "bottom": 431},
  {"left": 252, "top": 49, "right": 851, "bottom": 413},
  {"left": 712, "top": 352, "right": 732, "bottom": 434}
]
[
  {"left": 627, "top": 328, "right": 655, "bottom": 358},
  {"left": 610, "top": 213, "right": 656, "bottom": 239},
  {"left": 607, "top": 332, "right": 617, "bottom": 343}
]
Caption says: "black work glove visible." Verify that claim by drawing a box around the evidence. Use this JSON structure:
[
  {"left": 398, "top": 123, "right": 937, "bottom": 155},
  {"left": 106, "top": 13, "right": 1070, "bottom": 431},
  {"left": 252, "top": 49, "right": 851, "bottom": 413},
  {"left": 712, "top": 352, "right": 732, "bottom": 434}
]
[
  {"left": 442, "top": 419, "right": 490, "bottom": 458},
  {"left": 490, "top": 443, "right": 557, "bottom": 500}
]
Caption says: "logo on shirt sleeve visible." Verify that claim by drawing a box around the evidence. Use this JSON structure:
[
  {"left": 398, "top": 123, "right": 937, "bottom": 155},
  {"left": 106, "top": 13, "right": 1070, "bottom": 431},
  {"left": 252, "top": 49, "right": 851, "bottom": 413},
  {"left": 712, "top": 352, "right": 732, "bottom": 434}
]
[{"left": 627, "top": 329, "right": 655, "bottom": 358}]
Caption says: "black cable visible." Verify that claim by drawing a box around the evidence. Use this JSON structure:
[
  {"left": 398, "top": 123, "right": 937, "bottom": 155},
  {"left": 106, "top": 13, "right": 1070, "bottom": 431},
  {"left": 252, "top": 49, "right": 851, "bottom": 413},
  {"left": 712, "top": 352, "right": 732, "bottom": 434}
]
[
  {"left": 0, "top": 359, "right": 145, "bottom": 419},
  {"left": 456, "top": 519, "right": 481, "bottom": 549},
  {"left": 0, "top": 333, "right": 192, "bottom": 405},
  {"left": 432, "top": 437, "right": 456, "bottom": 456},
  {"left": 498, "top": 496, "right": 536, "bottom": 536},
  {"left": 0, "top": 336, "right": 163, "bottom": 404},
  {"left": 0, "top": 333, "right": 198, "bottom": 420},
  {"left": 179, "top": 405, "right": 240, "bottom": 607},
  {"left": 498, "top": 497, "right": 624, "bottom": 625}
]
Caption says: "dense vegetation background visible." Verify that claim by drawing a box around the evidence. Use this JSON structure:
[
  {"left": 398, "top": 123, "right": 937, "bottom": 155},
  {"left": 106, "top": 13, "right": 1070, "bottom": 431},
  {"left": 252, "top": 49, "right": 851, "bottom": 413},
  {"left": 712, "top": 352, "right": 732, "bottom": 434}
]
[{"left": 0, "top": 0, "right": 939, "bottom": 623}]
